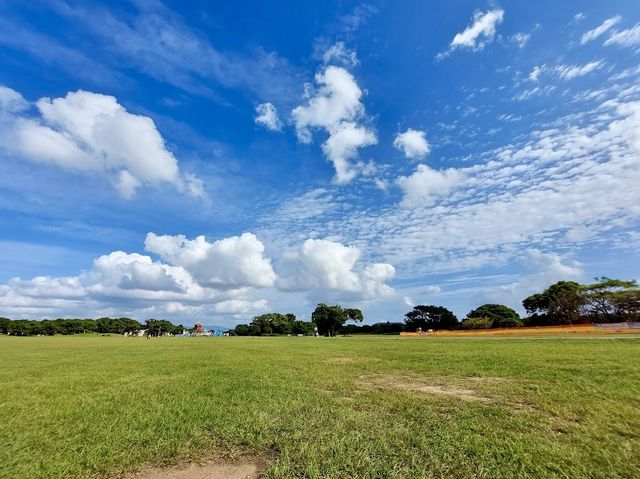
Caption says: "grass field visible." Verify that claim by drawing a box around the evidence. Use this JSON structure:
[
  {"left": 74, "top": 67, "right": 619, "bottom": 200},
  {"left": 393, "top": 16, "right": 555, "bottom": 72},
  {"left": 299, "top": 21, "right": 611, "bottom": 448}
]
[{"left": 1, "top": 335, "right": 639, "bottom": 478}]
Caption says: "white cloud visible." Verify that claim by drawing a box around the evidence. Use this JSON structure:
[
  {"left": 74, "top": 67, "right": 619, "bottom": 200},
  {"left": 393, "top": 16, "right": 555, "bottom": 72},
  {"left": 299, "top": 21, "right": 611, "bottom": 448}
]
[
  {"left": 0, "top": 86, "right": 28, "bottom": 113},
  {"left": 397, "top": 164, "right": 464, "bottom": 207},
  {"left": 0, "top": 88, "right": 203, "bottom": 199},
  {"left": 446, "top": 9, "right": 505, "bottom": 55},
  {"left": 90, "top": 252, "right": 184, "bottom": 293},
  {"left": 255, "top": 102, "right": 282, "bottom": 131},
  {"left": 0, "top": 231, "right": 397, "bottom": 319},
  {"left": 511, "top": 32, "right": 531, "bottom": 48},
  {"left": 528, "top": 65, "right": 544, "bottom": 82},
  {"left": 292, "top": 67, "right": 364, "bottom": 140},
  {"left": 322, "top": 122, "right": 377, "bottom": 183},
  {"left": 144, "top": 232, "right": 277, "bottom": 289},
  {"left": 470, "top": 249, "right": 583, "bottom": 311},
  {"left": 394, "top": 129, "right": 431, "bottom": 159},
  {"left": 322, "top": 42, "right": 359, "bottom": 67},
  {"left": 605, "top": 23, "right": 640, "bottom": 48},
  {"left": 262, "top": 88, "right": 640, "bottom": 287},
  {"left": 521, "top": 249, "right": 583, "bottom": 280},
  {"left": 277, "top": 238, "right": 395, "bottom": 299},
  {"left": 528, "top": 61, "right": 604, "bottom": 82},
  {"left": 0, "top": 249, "right": 228, "bottom": 317},
  {"left": 581, "top": 16, "right": 622, "bottom": 44},
  {"left": 555, "top": 60, "right": 604, "bottom": 80},
  {"left": 291, "top": 66, "right": 377, "bottom": 183},
  {"left": 212, "top": 299, "right": 269, "bottom": 314}
]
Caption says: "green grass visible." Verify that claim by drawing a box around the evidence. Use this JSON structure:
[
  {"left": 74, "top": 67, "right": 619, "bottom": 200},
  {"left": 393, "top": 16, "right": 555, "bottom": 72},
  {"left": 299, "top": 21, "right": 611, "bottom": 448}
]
[{"left": 1, "top": 335, "right": 639, "bottom": 478}]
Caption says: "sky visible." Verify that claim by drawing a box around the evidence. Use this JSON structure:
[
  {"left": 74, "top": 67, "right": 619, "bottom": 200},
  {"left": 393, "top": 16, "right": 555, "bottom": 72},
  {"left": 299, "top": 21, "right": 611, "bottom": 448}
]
[{"left": 0, "top": 0, "right": 639, "bottom": 327}]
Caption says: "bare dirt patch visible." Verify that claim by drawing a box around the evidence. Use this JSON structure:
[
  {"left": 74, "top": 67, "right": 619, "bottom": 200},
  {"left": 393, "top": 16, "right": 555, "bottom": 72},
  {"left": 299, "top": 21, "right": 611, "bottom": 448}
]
[
  {"left": 129, "top": 461, "right": 262, "bottom": 479},
  {"left": 357, "top": 374, "right": 494, "bottom": 402}
]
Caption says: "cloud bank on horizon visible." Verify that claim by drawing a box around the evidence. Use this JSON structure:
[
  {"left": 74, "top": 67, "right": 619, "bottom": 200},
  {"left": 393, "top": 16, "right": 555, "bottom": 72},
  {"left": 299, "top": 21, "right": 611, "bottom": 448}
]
[{"left": 0, "top": 0, "right": 638, "bottom": 324}]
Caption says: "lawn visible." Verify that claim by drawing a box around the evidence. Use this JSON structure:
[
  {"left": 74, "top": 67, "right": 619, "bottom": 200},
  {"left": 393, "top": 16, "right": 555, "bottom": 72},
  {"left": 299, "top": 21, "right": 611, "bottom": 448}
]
[{"left": 0, "top": 335, "right": 638, "bottom": 478}]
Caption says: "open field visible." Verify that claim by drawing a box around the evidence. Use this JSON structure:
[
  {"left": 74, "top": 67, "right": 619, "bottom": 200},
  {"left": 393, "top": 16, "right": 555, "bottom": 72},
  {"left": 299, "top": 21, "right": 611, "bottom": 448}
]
[{"left": 1, "top": 335, "right": 639, "bottom": 478}]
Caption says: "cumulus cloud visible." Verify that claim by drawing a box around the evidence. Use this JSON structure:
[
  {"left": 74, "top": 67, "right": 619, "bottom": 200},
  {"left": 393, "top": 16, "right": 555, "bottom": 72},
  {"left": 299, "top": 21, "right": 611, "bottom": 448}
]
[
  {"left": 255, "top": 102, "right": 282, "bottom": 131},
  {"left": 322, "top": 122, "right": 377, "bottom": 183},
  {"left": 291, "top": 66, "right": 377, "bottom": 183},
  {"left": 212, "top": 299, "right": 269, "bottom": 314},
  {"left": 581, "top": 16, "right": 621, "bottom": 44},
  {"left": 0, "top": 87, "right": 203, "bottom": 199},
  {"left": 0, "top": 86, "right": 28, "bottom": 113},
  {"left": 0, "top": 250, "right": 225, "bottom": 317},
  {"left": 439, "top": 8, "right": 504, "bottom": 58},
  {"left": 277, "top": 238, "right": 395, "bottom": 299},
  {"left": 0, "top": 232, "right": 397, "bottom": 319},
  {"left": 605, "top": 23, "right": 640, "bottom": 48},
  {"left": 89, "top": 252, "right": 188, "bottom": 294},
  {"left": 394, "top": 129, "right": 430, "bottom": 159},
  {"left": 144, "top": 232, "right": 277, "bottom": 289},
  {"left": 397, "top": 164, "right": 464, "bottom": 207}
]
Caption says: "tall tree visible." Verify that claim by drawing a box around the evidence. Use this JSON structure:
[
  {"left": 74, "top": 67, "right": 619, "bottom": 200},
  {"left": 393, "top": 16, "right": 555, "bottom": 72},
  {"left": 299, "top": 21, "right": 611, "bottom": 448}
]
[
  {"left": 581, "top": 277, "right": 640, "bottom": 323},
  {"left": 404, "top": 305, "right": 458, "bottom": 331},
  {"left": 312, "top": 304, "right": 363, "bottom": 336},
  {"left": 523, "top": 281, "right": 585, "bottom": 325}
]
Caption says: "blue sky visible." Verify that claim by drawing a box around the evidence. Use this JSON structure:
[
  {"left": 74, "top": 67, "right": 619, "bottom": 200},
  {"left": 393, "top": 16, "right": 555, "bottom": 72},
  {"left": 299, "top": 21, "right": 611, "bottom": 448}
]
[{"left": 0, "top": 0, "right": 639, "bottom": 326}]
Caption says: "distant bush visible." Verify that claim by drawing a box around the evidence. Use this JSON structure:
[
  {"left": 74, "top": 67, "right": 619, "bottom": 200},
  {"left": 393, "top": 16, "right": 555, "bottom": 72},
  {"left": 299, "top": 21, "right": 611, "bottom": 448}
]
[
  {"left": 460, "top": 317, "right": 493, "bottom": 329},
  {"left": 340, "top": 322, "right": 405, "bottom": 335}
]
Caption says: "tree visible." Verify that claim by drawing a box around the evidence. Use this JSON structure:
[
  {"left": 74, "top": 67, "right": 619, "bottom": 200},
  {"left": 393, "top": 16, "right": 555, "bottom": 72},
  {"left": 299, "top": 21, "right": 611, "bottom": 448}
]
[
  {"left": 291, "top": 320, "right": 314, "bottom": 335},
  {"left": 246, "top": 313, "right": 297, "bottom": 335},
  {"left": 312, "top": 304, "right": 363, "bottom": 336},
  {"left": 581, "top": 277, "right": 640, "bottom": 323},
  {"left": 404, "top": 305, "right": 458, "bottom": 331},
  {"left": 523, "top": 281, "right": 585, "bottom": 325},
  {"left": 0, "top": 317, "right": 10, "bottom": 334},
  {"left": 145, "top": 319, "right": 174, "bottom": 336},
  {"left": 170, "top": 324, "right": 185, "bottom": 335},
  {"left": 466, "top": 304, "right": 522, "bottom": 328}
]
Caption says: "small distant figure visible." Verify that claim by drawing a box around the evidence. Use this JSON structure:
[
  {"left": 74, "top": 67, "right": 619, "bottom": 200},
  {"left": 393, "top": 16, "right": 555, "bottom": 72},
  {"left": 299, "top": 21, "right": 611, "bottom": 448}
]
[{"left": 313, "top": 326, "right": 319, "bottom": 337}]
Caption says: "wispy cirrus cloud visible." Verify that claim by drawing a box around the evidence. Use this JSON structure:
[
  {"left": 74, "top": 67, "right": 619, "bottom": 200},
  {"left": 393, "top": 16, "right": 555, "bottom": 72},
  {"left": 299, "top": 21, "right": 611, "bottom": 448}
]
[
  {"left": 605, "top": 23, "right": 640, "bottom": 48},
  {"left": 581, "top": 15, "right": 622, "bottom": 44},
  {"left": 2, "top": 1, "right": 305, "bottom": 107},
  {"left": 528, "top": 60, "right": 605, "bottom": 82}
]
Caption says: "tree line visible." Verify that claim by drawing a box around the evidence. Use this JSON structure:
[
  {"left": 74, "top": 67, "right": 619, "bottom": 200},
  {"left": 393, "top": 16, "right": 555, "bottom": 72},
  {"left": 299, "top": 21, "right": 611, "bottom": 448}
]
[
  {"left": 231, "top": 277, "right": 639, "bottom": 336},
  {"left": 0, "top": 317, "right": 186, "bottom": 337},
  {"left": 2, "top": 277, "right": 637, "bottom": 337}
]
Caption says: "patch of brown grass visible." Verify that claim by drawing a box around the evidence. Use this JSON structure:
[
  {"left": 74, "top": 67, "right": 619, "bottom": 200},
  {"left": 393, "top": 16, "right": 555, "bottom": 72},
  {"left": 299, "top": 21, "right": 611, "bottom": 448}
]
[
  {"left": 128, "top": 461, "right": 262, "bottom": 479},
  {"left": 356, "top": 374, "right": 497, "bottom": 402}
]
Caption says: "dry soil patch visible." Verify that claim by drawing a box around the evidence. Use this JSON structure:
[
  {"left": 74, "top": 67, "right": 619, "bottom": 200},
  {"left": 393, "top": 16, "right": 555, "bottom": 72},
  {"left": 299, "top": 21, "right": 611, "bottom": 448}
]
[
  {"left": 129, "top": 461, "right": 261, "bottom": 479},
  {"left": 357, "top": 374, "right": 494, "bottom": 402}
]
